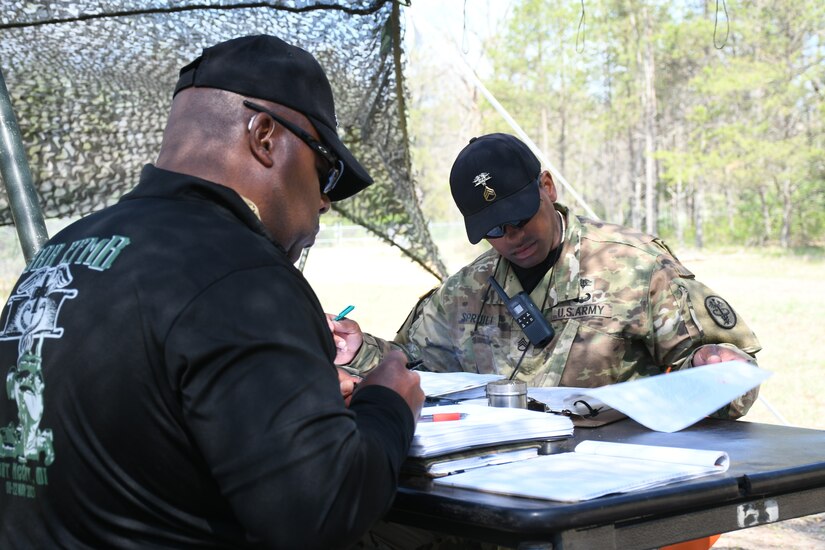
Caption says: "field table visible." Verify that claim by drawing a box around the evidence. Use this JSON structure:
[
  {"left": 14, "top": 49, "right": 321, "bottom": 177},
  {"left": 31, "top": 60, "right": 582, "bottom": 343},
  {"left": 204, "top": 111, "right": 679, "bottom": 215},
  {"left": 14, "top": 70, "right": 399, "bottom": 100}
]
[{"left": 388, "top": 418, "right": 825, "bottom": 549}]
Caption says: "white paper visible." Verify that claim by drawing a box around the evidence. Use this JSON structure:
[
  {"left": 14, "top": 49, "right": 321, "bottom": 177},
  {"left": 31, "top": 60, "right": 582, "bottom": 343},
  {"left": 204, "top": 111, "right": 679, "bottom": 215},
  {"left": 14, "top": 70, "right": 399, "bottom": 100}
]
[
  {"left": 417, "top": 371, "right": 504, "bottom": 398},
  {"left": 529, "top": 361, "right": 770, "bottom": 432},
  {"left": 575, "top": 441, "right": 729, "bottom": 469},
  {"left": 410, "top": 404, "right": 573, "bottom": 458},
  {"left": 434, "top": 440, "right": 730, "bottom": 502},
  {"left": 427, "top": 447, "right": 541, "bottom": 476}
]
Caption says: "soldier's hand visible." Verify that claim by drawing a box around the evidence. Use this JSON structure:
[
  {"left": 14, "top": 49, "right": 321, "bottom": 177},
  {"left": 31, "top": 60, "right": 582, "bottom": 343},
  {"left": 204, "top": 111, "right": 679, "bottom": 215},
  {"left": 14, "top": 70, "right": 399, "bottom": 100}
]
[
  {"left": 691, "top": 344, "right": 754, "bottom": 367},
  {"left": 357, "top": 350, "right": 424, "bottom": 420},
  {"left": 326, "top": 314, "right": 364, "bottom": 365}
]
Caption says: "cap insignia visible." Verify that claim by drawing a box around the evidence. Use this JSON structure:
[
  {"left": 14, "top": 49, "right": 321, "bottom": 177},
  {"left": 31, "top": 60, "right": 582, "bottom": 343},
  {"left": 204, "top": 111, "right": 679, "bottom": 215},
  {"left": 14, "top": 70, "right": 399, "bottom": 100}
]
[{"left": 473, "top": 172, "right": 497, "bottom": 202}]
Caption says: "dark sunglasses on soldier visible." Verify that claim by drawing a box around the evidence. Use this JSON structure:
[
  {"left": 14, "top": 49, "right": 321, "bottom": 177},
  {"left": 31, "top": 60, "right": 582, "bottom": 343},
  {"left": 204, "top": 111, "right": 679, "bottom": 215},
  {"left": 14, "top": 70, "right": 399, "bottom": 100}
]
[
  {"left": 485, "top": 216, "right": 534, "bottom": 239},
  {"left": 243, "top": 100, "right": 344, "bottom": 195}
]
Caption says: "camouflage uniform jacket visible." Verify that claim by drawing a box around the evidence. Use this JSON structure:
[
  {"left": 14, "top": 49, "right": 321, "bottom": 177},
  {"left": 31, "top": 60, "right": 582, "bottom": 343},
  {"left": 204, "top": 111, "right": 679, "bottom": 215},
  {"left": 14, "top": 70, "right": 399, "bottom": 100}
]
[{"left": 351, "top": 205, "right": 762, "bottom": 418}]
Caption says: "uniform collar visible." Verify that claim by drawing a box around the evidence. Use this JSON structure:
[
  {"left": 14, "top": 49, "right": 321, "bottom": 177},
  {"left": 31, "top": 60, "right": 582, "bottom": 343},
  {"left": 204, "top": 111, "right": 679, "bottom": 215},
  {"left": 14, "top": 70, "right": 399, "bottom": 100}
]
[
  {"left": 125, "top": 164, "right": 277, "bottom": 247},
  {"left": 239, "top": 195, "right": 262, "bottom": 221}
]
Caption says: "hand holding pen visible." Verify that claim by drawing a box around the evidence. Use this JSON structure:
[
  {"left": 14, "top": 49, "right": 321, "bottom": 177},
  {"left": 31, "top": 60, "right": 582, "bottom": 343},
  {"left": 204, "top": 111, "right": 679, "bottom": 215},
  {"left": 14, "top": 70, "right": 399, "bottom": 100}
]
[
  {"left": 334, "top": 305, "right": 354, "bottom": 321},
  {"left": 326, "top": 305, "right": 363, "bottom": 365}
]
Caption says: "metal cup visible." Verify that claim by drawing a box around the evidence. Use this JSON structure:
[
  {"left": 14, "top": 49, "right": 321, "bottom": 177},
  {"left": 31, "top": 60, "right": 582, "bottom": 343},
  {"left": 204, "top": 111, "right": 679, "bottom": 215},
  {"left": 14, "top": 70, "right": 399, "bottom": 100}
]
[{"left": 486, "top": 379, "right": 528, "bottom": 409}]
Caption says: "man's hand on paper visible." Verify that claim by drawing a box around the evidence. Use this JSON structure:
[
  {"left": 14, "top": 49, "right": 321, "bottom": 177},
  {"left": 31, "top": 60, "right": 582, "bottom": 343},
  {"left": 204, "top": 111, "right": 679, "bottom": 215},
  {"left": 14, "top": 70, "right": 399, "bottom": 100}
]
[
  {"left": 326, "top": 314, "right": 364, "bottom": 364},
  {"left": 691, "top": 344, "right": 755, "bottom": 367}
]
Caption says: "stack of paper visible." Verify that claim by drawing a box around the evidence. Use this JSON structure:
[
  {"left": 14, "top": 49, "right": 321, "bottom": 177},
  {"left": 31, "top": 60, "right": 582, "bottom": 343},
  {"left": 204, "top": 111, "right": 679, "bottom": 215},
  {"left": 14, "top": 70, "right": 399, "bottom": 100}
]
[
  {"left": 410, "top": 404, "right": 573, "bottom": 458},
  {"left": 425, "top": 445, "right": 541, "bottom": 477},
  {"left": 403, "top": 442, "right": 542, "bottom": 478},
  {"left": 417, "top": 371, "right": 505, "bottom": 400},
  {"left": 434, "top": 440, "right": 730, "bottom": 502},
  {"left": 528, "top": 361, "right": 770, "bottom": 432}
]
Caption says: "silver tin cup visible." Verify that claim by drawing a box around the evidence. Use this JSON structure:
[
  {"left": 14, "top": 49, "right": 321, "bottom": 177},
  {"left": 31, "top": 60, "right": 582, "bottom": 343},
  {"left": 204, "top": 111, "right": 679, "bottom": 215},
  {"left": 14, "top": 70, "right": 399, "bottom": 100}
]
[{"left": 486, "top": 379, "right": 528, "bottom": 409}]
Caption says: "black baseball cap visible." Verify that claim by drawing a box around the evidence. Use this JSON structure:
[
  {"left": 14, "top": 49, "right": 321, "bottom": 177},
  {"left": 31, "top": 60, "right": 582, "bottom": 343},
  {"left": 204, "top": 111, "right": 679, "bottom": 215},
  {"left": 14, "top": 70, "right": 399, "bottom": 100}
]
[
  {"left": 449, "top": 133, "right": 541, "bottom": 244},
  {"left": 174, "top": 35, "right": 372, "bottom": 202}
]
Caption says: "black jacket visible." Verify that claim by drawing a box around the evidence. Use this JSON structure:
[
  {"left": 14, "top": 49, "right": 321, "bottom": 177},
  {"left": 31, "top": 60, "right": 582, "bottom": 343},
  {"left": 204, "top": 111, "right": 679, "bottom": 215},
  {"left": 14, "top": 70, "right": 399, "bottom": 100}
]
[{"left": 0, "top": 165, "right": 414, "bottom": 548}]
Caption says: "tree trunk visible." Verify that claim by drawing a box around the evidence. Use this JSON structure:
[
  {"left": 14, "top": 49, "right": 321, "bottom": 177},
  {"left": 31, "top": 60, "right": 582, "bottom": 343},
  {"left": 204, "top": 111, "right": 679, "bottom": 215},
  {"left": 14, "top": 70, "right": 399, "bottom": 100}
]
[
  {"left": 694, "top": 183, "right": 705, "bottom": 249},
  {"left": 780, "top": 178, "right": 792, "bottom": 248},
  {"left": 724, "top": 186, "right": 735, "bottom": 236},
  {"left": 641, "top": 5, "right": 659, "bottom": 235},
  {"left": 675, "top": 176, "right": 685, "bottom": 247},
  {"left": 541, "top": 107, "right": 549, "bottom": 162},
  {"left": 758, "top": 185, "right": 772, "bottom": 245},
  {"left": 631, "top": 128, "right": 643, "bottom": 231},
  {"left": 558, "top": 107, "right": 567, "bottom": 178},
  {"left": 541, "top": 106, "right": 554, "bottom": 198},
  {"left": 674, "top": 126, "right": 686, "bottom": 247}
]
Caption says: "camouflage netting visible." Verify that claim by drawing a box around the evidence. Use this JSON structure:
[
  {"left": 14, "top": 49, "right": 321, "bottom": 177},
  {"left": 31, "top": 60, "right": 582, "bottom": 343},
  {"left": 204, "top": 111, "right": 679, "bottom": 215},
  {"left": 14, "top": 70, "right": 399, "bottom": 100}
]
[{"left": 0, "top": 0, "right": 447, "bottom": 279}]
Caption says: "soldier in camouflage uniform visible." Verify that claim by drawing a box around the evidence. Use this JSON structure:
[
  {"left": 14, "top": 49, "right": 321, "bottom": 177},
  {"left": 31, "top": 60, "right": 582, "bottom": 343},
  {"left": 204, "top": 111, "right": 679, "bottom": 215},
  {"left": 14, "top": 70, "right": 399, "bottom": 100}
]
[{"left": 335, "top": 133, "right": 761, "bottom": 418}]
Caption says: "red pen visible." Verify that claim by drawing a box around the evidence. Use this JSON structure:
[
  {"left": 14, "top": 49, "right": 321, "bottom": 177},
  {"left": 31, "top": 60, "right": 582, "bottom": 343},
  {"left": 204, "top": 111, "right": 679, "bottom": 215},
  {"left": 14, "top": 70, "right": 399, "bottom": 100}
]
[{"left": 419, "top": 413, "right": 468, "bottom": 422}]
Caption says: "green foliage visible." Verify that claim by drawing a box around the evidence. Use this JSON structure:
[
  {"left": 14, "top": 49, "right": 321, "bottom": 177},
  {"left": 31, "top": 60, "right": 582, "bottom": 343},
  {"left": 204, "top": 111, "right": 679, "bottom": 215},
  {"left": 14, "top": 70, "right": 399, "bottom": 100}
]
[
  {"left": 482, "top": 0, "right": 599, "bottom": 174},
  {"left": 461, "top": 0, "right": 825, "bottom": 246}
]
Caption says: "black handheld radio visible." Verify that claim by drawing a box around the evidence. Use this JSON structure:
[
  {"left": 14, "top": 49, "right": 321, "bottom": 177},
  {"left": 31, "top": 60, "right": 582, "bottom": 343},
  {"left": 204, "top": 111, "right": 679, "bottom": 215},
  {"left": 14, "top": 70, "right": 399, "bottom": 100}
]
[{"left": 488, "top": 276, "right": 555, "bottom": 347}]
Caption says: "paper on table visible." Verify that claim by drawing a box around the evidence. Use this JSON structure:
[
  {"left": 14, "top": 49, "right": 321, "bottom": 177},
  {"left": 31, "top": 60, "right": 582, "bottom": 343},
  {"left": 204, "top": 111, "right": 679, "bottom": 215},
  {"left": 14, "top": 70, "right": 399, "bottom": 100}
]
[
  {"left": 434, "top": 440, "right": 730, "bottom": 502},
  {"left": 423, "top": 445, "right": 541, "bottom": 477},
  {"left": 417, "top": 371, "right": 504, "bottom": 399},
  {"left": 410, "top": 404, "right": 573, "bottom": 458},
  {"left": 528, "top": 361, "right": 770, "bottom": 433}
]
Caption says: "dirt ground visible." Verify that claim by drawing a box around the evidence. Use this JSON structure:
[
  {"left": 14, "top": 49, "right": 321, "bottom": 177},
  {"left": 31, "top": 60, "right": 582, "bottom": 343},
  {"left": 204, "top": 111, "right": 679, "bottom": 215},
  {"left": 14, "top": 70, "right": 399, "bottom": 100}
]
[{"left": 713, "top": 512, "right": 825, "bottom": 549}]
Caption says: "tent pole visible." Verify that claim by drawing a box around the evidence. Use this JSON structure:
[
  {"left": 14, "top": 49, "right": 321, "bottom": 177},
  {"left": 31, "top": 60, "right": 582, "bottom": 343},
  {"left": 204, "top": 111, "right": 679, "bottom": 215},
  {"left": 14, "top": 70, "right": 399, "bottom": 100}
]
[{"left": 0, "top": 64, "right": 48, "bottom": 264}]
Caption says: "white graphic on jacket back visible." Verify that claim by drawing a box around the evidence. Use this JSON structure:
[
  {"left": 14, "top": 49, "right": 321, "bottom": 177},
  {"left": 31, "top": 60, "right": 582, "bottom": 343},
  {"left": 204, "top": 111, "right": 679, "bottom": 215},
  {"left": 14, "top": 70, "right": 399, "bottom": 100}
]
[
  {"left": 0, "top": 235, "right": 129, "bottom": 498},
  {"left": 0, "top": 265, "right": 77, "bottom": 469}
]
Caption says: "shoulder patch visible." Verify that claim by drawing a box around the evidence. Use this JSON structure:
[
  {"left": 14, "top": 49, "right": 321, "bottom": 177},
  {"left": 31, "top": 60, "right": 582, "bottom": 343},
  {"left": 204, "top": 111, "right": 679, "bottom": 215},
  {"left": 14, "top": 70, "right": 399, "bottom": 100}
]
[{"left": 704, "top": 296, "right": 737, "bottom": 329}]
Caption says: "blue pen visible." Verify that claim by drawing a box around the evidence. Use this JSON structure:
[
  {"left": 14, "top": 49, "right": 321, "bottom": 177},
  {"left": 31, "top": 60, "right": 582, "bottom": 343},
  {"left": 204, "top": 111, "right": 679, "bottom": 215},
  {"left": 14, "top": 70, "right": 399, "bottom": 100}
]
[{"left": 334, "top": 305, "right": 355, "bottom": 321}]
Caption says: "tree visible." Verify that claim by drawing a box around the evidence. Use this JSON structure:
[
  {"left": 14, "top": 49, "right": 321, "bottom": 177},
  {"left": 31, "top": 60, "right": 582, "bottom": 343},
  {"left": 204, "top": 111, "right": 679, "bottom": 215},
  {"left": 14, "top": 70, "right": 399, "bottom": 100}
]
[
  {"left": 444, "top": 0, "right": 825, "bottom": 247},
  {"left": 482, "top": 0, "right": 598, "bottom": 207}
]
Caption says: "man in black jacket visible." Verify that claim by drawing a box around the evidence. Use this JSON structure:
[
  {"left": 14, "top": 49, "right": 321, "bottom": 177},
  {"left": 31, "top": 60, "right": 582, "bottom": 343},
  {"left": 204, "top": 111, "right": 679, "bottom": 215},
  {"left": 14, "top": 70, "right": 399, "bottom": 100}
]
[{"left": 0, "top": 35, "right": 423, "bottom": 548}]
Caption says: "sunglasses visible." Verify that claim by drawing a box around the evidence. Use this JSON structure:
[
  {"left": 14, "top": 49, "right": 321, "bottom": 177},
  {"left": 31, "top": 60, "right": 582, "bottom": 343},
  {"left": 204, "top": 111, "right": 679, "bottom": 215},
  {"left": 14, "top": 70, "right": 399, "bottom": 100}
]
[
  {"left": 484, "top": 216, "right": 534, "bottom": 239},
  {"left": 243, "top": 100, "right": 344, "bottom": 195}
]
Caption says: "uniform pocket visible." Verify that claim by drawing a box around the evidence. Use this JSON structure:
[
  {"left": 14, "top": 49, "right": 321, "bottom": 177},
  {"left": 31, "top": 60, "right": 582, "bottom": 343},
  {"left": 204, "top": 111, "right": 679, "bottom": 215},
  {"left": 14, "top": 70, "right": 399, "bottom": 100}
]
[
  {"left": 558, "top": 323, "right": 628, "bottom": 387},
  {"left": 528, "top": 320, "right": 579, "bottom": 387},
  {"left": 466, "top": 322, "right": 512, "bottom": 376}
]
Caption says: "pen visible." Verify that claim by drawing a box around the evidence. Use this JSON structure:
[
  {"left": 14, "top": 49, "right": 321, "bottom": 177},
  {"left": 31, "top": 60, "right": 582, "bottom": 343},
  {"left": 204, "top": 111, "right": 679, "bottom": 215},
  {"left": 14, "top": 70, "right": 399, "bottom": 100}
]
[
  {"left": 334, "top": 305, "right": 355, "bottom": 321},
  {"left": 419, "top": 412, "right": 467, "bottom": 422},
  {"left": 406, "top": 359, "right": 424, "bottom": 370}
]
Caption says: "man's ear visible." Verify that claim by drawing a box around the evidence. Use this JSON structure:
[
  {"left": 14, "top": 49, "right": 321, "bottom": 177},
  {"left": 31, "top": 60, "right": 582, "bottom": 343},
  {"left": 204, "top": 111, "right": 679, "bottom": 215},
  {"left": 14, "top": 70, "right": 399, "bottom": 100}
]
[
  {"left": 540, "top": 170, "right": 558, "bottom": 202},
  {"left": 247, "top": 113, "right": 275, "bottom": 168}
]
